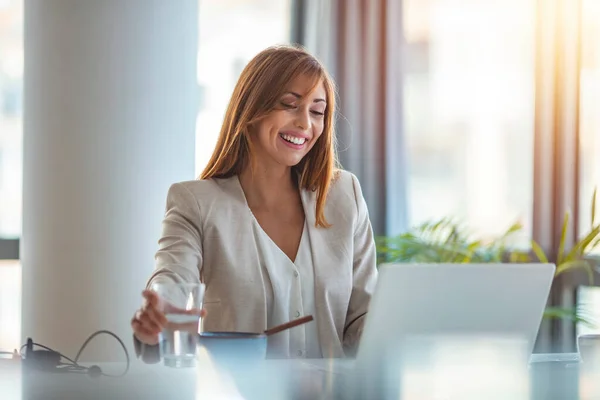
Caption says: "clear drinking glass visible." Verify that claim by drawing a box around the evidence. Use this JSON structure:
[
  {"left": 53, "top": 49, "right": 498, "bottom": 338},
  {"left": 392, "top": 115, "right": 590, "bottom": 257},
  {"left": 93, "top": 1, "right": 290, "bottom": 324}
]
[{"left": 151, "top": 282, "right": 205, "bottom": 368}]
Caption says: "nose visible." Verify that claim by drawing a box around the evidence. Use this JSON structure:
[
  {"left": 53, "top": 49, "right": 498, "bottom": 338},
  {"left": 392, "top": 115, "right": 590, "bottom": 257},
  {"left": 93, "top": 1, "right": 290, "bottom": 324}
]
[{"left": 294, "top": 107, "right": 311, "bottom": 131}]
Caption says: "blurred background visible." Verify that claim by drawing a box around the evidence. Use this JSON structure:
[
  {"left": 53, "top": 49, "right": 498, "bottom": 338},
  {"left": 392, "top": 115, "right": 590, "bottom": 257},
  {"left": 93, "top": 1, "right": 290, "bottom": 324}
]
[{"left": 0, "top": 0, "right": 599, "bottom": 354}]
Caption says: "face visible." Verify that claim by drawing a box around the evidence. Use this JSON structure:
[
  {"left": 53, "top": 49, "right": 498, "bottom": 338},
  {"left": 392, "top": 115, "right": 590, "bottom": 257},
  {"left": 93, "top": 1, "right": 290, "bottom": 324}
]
[{"left": 250, "top": 74, "right": 327, "bottom": 169}]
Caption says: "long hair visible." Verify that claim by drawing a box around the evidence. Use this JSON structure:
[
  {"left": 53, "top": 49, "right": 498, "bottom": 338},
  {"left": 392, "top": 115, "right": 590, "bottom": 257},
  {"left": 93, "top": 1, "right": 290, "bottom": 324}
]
[{"left": 200, "top": 45, "right": 339, "bottom": 228}]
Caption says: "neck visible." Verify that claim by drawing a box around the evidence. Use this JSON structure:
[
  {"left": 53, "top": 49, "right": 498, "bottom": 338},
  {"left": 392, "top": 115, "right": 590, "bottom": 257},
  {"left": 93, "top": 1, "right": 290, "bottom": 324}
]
[{"left": 238, "top": 163, "right": 297, "bottom": 209}]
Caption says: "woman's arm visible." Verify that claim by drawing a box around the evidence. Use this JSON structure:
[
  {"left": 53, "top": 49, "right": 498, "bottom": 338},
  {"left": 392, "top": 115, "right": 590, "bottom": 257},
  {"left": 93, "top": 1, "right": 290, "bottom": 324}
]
[
  {"left": 342, "top": 174, "right": 379, "bottom": 356},
  {"left": 147, "top": 182, "right": 204, "bottom": 287},
  {"left": 135, "top": 182, "right": 204, "bottom": 362}
]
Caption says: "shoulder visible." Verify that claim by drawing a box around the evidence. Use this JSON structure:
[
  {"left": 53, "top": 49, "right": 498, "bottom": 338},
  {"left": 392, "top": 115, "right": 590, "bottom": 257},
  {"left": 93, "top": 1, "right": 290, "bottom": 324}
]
[
  {"left": 322, "top": 169, "right": 367, "bottom": 223},
  {"left": 173, "top": 177, "right": 224, "bottom": 197},
  {"left": 327, "top": 169, "right": 365, "bottom": 210},
  {"left": 165, "top": 176, "right": 240, "bottom": 210}
]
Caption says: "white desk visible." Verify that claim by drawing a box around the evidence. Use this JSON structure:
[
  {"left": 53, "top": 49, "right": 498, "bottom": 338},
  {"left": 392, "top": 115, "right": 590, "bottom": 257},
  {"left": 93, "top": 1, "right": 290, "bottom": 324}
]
[{"left": 0, "top": 353, "right": 596, "bottom": 400}]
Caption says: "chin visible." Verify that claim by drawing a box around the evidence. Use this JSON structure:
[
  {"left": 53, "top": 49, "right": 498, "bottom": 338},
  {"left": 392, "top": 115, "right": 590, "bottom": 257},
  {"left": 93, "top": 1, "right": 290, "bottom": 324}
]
[
  {"left": 278, "top": 156, "right": 305, "bottom": 168},
  {"left": 268, "top": 146, "right": 310, "bottom": 168},
  {"left": 285, "top": 160, "right": 303, "bottom": 168}
]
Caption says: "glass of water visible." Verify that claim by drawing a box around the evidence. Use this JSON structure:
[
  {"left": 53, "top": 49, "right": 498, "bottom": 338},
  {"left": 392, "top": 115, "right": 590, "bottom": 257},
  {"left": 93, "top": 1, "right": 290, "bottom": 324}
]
[{"left": 151, "top": 281, "right": 205, "bottom": 368}]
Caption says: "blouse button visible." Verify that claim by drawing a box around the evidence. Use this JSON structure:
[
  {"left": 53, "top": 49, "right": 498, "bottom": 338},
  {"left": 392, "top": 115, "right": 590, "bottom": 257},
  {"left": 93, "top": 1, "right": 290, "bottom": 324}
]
[
  {"left": 295, "top": 310, "right": 301, "bottom": 318},
  {"left": 293, "top": 271, "right": 299, "bottom": 277}
]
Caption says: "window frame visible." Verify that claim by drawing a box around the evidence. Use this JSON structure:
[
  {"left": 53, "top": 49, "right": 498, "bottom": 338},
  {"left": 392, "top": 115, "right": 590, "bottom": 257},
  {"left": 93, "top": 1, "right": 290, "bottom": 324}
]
[{"left": 0, "top": 238, "right": 19, "bottom": 260}]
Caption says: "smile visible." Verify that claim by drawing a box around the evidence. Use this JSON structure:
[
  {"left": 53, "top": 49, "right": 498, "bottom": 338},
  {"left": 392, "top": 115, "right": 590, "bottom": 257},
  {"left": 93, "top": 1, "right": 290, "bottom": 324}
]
[{"left": 279, "top": 133, "right": 307, "bottom": 146}]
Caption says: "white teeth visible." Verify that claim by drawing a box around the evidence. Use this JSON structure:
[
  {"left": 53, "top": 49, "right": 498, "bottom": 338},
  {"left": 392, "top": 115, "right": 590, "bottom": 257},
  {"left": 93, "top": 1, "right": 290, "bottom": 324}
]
[{"left": 280, "top": 134, "right": 306, "bottom": 145}]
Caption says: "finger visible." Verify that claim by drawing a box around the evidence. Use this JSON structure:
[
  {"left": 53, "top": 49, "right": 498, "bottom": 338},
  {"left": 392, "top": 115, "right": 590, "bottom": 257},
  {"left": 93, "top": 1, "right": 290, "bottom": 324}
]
[
  {"left": 132, "top": 321, "right": 159, "bottom": 345},
  {"left": 144, "top": 304, "right": 168, "bottom": 327},
  {"left": 141, "top": 292, "right": 169, "bottom": 327},
  {"left": 135, "top": 309, "right": 162, "bottom": 334},
  {"left": 139, "top": 318, "right": 161, "bottom": 335},
  {"left": 144, "top": 290, "right": 182, "bottom": 316},
  {"left": 142, "top": 290, "right": 161, "bottom": 307},
  {"left": 188, "top": 308, "right": 207, "bottom": 318},
  {"left": 187, "top": 308, "right": 206, "bottom": 318}
]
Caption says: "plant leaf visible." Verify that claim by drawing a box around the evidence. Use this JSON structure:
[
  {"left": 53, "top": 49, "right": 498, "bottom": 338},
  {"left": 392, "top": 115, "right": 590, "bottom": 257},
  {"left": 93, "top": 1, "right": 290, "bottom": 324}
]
[
  {"left": 590, "top": 236, "right": 600, "bottom": 251},
  {"left": 564, "top": 224, "right": 600, "bottom": 263},
  {"left": 557, "top": 212, "right": 570, "bottom": 264},
  {"left": 544, "top": 306, "right": 595, "bottom": 327},
  {"left": 500, "top": 222, "right": 524, "bottom": 239},
  {"left": 509, "top": 251, "right": 532, "bottom": 263},
  {"left": 531, "top": 240, "right": 549, "bottom": 263},
  {"left": 592, "top": 187, "right": 597, "bottom": 227},
  {"left": 555, "top": 260, "right": 594, "bottom": 284}
]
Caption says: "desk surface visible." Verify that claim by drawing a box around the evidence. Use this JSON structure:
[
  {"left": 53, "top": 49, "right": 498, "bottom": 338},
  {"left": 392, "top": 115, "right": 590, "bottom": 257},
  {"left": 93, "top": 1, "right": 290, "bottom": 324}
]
[{"left": 0, "top": 353, "right": 597, "bottom": 400}]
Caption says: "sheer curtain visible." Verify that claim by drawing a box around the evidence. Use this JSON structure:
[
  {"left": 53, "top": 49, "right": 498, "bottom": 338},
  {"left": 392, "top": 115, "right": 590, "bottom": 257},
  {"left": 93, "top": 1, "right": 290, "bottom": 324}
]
[{"left": 533, "top": 0, "right": 585, "bottom": 352}]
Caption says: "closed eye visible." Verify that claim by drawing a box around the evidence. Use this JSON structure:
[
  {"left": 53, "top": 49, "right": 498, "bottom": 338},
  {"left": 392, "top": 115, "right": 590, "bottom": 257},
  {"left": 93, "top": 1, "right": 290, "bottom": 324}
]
[{"left": 281, "top": 101, "right": 324, "bottom": 116}]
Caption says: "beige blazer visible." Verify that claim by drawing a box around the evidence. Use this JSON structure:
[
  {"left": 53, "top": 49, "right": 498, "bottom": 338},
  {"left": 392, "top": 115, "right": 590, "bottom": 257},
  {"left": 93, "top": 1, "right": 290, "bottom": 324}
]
[{"left": 143, "top": 170, "right": 378, "bottom": 359}]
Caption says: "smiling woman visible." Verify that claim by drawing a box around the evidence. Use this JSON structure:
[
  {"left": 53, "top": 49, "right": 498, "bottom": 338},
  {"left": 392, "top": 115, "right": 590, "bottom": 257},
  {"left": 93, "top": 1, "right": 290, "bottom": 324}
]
[
  {"left": 131, "top": 45, "right": 378, "bottom": 361},
  {"left": 202, "top": 47, "right": 337, "bottom": 228}
]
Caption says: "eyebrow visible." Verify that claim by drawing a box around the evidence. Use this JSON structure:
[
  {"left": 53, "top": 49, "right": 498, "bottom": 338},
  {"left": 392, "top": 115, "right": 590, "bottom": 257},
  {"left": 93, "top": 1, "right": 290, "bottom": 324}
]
[{"left": 287, "top": 91, "right": 326, "bottom": 104}]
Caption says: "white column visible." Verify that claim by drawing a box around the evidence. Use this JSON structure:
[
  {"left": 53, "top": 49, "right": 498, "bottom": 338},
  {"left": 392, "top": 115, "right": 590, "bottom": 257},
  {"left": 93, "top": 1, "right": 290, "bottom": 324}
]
[{"left": 22, "top": 0, "right": 198, "bottom": 361}]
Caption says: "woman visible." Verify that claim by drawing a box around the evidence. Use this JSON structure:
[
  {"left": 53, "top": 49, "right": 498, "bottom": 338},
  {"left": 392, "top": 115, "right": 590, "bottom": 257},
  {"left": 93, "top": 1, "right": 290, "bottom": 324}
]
[{"left": 131, "top": 45, "right": 378, "bottom": 361}]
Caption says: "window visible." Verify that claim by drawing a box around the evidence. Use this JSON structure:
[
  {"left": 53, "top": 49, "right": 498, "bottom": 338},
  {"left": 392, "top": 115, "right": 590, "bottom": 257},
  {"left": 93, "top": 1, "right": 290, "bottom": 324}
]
[
  {"left": 402, "top": 0, "right": 535, "bottom": 246},
  {"left": 578, "top": 0, "right": 600, "bottom": 246},
  {"left": 576, "top": 0, "right": 600, "bottom": 336},
  {"left": 577, "top": 286, "right": 600, "bottom": 336},
  {"left": 0, "top": 0, "right": 22, "bottom": 352},
  {"left": 195, "top": 0, "right": 292, "bottom": 175},
  {"left": 0, "top": 260, "right": 20, "bottom": 351},
  {"left": 0, "top": 0, "right": 22, "bottom": 240}
]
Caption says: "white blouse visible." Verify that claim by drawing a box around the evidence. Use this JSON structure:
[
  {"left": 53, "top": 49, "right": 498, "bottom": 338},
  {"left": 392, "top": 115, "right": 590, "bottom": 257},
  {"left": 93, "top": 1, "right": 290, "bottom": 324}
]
[{"left": 251, "top": 217, "right": 321, "bottom": 358}]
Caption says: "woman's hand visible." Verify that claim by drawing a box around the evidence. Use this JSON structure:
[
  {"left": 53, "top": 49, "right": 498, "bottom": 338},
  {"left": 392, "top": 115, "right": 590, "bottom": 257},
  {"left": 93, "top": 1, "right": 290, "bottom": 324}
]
[
  {"left": 131, "top": 290, "right": 206, "bottom": 346},
  {"left": 131, "top": 290, "right": 166, "bottom": 345}
]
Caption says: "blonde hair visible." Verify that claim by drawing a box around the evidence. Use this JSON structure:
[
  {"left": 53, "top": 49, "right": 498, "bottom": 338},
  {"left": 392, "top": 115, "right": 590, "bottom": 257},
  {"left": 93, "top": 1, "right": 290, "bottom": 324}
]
[{"left": 200, "top": 45, "right": 339, "bottom": 228}]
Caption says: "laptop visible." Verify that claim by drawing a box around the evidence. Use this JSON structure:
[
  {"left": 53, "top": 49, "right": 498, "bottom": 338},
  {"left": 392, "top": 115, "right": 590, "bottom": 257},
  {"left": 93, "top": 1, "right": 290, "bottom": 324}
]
[
  {"left": 315, "top": 263, "right": 556, "bottom": 398},
  {"left": 356, "top": 263, "right": 556, "bottom": 364},
  {"left": 301, "top": 263, "right": 555, "bottom": 398}
]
